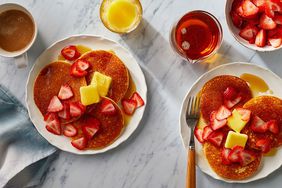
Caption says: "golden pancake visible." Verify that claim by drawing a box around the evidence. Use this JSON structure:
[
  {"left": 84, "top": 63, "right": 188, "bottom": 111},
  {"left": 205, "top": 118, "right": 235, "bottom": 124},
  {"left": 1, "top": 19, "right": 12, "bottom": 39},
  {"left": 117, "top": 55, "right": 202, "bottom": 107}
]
[
  {"left": 79, "top": 50, "right": 129, "bottom": 102},
  {"left": 203, "top": 142, "right": 262, "bottom": 180},
  {"left": 200, "top": 75, "right": 252, "bottom": 122},
  {"left": 73, "top": 97, "right": 125, "bottom": 149},
  {"left": 242, "top": 96, "right": 282, "bottom": 148},
  {"left": 34, "top": 61, "right": 87, "bottom": 122}
]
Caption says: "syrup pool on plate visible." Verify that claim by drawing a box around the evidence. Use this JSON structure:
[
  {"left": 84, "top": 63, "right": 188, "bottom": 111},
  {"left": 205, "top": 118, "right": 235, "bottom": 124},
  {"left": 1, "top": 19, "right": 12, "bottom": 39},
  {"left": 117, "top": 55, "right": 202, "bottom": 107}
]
[
  {"left": 240, "top": 73, "right": 272, "bottom": 96},
  {"left": 100, "top": 0, "right": 142, "bottom": 34},
  {"left": 170, "top": 10, "right": 223, "bottom": 63}
]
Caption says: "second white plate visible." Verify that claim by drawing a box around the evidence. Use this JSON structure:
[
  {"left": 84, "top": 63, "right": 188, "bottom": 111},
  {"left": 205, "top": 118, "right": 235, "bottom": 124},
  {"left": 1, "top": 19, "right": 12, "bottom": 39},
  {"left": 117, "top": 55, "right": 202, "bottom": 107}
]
[{"left": 179, "top": 62, "right": 282, "bottom": 183}]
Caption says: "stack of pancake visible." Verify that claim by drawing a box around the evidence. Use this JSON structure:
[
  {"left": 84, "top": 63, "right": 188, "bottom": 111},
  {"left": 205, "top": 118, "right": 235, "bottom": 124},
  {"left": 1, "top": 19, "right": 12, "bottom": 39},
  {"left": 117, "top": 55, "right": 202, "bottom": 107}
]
[
  {"left": 34, "top": 50, "right": 130, "bottom": 149},
  {"left": 199, "top": 75, "right": 282, "bottom": 180}
]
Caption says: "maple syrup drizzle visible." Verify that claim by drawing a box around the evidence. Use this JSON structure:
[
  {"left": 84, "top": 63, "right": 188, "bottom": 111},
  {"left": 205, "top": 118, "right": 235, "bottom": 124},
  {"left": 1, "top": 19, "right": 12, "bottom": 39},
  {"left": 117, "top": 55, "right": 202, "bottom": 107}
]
[
  {"left": 122, "top": 74, "right": 136, "bottom": 126},
  {"left": 240, "top": 73, "right": 271, "bottom": 97}
]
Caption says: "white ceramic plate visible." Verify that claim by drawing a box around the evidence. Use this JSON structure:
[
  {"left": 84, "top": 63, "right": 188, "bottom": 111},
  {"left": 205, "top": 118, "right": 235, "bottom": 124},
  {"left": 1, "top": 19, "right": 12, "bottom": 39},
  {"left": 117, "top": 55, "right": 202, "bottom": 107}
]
[
  {"left": 26, "top": 35, "right": 147, "bottom": 155},
  {"left": 179, "top": 62, "right": 282, "bottom": 183}
]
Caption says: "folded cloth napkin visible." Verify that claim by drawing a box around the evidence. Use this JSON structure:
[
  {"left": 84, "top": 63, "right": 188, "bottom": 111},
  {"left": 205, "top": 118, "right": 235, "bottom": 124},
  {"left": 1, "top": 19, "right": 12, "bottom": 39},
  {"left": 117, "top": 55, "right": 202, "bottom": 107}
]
[{"left": 0, "top": 85, "right": 56, "bottom": 187}]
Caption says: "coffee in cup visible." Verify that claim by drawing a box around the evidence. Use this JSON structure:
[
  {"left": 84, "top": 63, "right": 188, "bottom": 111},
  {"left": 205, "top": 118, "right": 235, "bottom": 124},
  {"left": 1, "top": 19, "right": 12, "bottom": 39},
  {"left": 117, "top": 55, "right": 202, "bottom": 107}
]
[{"left": 0, "top": 3, "right": 37, "bottom": 68}]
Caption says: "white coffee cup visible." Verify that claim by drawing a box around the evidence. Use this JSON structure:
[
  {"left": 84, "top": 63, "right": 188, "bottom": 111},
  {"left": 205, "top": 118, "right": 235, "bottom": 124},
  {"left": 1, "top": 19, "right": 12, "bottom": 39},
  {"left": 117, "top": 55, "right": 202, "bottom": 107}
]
[{"left": 0, "top": 3, "right": 37, "bottom": 68}]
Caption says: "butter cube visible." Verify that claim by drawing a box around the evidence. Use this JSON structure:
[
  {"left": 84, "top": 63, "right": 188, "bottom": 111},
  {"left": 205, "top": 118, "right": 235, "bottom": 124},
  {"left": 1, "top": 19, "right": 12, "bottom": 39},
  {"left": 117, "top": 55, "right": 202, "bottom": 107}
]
[
  {"left": 91, "top": 72, "right": 112, "bottom": 97},
  {"left": 227, "top": 109, "right": 248, "bottom": 133},
  {"left": 80, "top": 85, "right": 100, "bottom": 106},
  {"left": 225, "top": 131, "right": 248, "bottom": 149},
  {"left": 197, "top": 114, "right": 208, "bottom": 129}
]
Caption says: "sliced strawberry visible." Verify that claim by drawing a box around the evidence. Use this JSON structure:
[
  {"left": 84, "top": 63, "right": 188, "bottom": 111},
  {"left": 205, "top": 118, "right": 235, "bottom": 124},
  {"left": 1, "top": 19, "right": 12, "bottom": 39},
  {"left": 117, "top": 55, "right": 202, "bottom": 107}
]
[
  {"left": 70, "top": 63, "right": 87, "bottom": 77},
  {"left": 252, "top": 0, "right": 266, "bottom": 12},
  {"left": 44, "top": 113, "right": 61, "bottom": 135},
  {"left": 274, "top": 14, "right": 282, "bottom": 24},
  {"left": 69, "top": 102, "right": 85, "bottom": 117},
  {"left": 245, "top": 17, "right": 260, "bottom": 26},
  {"left": 44, "top": 112, "right": 56, "bottom": 122},
  {"left": 77, "top": 102, "right": 86, "bottom": 113},
  {"left": 58, "top": 84, "right": 74, "bottom": 100},
  {"left": 216, "top": 106, "right": 232, "bottom": 120},
  {"left": 202, "top": 126, "right": 213, "bottom": 140},
  {"left": 239, "top": 25, "right": 259, "bottom": 41},
  {"left": 236, "top": 108, "right": 251, "bottom": 121},
  {"left": 242, "top": 0, "right": 259, "bottom": 18},
  {"left": 47, "top": 96, "right": 63, "bottom": 112},
  {"left": 228, "top": 145, "right": 244, "bottom": 163},
  {"left": 71, "top": 137, "right": 87, "bottom": 150},
  {"left": 63, "top": 124, "right": 78, "bottom": 137},
  {"left": 210, "top": 111, "right": 227, "bottom": 130},
  {"left": 266, "top": 119, "right": 279, "bottom": 134},
  {"left": 44, "top": 112, "right": 60, "bottom": 125},
  {"left": 260, "top": 13, "right": 277, "bottom": 30},
  {"left": 82, "top": 117, "right": 100, "bottom": 140},
  {"left": 207, "top": 131, "right": 225, "bottom": 147},
  {"left": 100, "top": 99, "right": 116, "bottom": 115},
  {"left": 251, "top": 115, "right": 268, "bottom": 133},
  {"left": 255, "top": 29, "right": 267, "bottom": 47},
  {"left": 249, "top": 37, "right": 256, "bottom": 44},
  {"left": 256, "top": 138, "right": 271, "bottom": 153},
  {"left": 130, "top": 92, "right": 145, "bottom": 108},
  {"left": 223, "top": 87, "right": 238, "bottom": 100},
  {"left": 237, "top": 5, "right": 245, "bottom": 17},
  {"left": 224, "top": 96, "right": 242, "bottom": 109},
  {"left": 61, "top": 45, "right": 81, "bottom": 61},
  {"left": 230, "top": 11, "right": 244, "bottom": 28},
  {"left": 268, "top": 37, "right": 282, "bottom": 47},
  {"left": 232, "top": 0, "right": 244, "bottom": 16},
  {"left": 122, "top": 99, "right": 137, "bottom": 115},
  {"left": 239, "top": 150, "right": 257, "bottom": 166},
  {"left": 194, "top": 127, "right": 204, "bottom": 143},
  {"left": 211, "top": 119, "right": 227, "bottom": 130},
  {"left": 74, "top": 59, "right": 91, "bottom": 71},
  {"left": 265, "top": 0, "right": 282, "bottom": 18},
  {"left": 268, "top": 28, "right": 279, "bottom": 37},
  {"left": 221, "top": 147, "right": 232, "bottom": 165},
  {"left": 58, "top": 102, "right": 70, "bottom": 120}
]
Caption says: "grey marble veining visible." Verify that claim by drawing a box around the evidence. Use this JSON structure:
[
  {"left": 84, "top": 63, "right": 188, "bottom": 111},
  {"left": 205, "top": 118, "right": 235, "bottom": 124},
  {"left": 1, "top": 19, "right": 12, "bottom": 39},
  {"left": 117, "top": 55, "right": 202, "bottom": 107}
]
[{"left": 0, "top": 0, "right": 282, "bottom": 187}]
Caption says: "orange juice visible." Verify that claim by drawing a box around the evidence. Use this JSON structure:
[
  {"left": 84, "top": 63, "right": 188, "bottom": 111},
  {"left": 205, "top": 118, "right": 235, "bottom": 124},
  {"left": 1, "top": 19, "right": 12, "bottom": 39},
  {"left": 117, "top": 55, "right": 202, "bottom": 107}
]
[{"left": 100, "top": 0, "right": 142, "bottom": 33}]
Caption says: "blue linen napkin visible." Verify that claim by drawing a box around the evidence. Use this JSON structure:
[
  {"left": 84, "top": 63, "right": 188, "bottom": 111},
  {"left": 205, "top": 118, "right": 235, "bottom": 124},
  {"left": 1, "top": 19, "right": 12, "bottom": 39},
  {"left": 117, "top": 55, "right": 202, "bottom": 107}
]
[{"left": 0, "top": 85, "right": 56, "bottom": 187}]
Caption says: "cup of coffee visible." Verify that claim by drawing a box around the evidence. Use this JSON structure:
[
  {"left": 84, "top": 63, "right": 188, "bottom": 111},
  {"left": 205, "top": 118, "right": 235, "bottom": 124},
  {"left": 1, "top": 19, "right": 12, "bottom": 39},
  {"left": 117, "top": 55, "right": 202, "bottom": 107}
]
[{"left": 0, "top": 3, "right": 37, "bottom": 68}]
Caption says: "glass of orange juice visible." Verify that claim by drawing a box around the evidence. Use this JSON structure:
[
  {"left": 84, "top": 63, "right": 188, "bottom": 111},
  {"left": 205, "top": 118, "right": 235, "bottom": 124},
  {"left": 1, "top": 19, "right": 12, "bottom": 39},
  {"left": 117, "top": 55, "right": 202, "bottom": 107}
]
[{"left": 100, "top": 0, "right": 143, "bottom": 34}]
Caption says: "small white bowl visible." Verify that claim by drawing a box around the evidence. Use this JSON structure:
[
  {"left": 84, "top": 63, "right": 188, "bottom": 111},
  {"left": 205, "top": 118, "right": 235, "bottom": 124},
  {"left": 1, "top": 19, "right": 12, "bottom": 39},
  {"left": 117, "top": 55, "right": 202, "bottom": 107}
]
[{"left": 225, "top": 0, "right": 282, "bottom": 52}]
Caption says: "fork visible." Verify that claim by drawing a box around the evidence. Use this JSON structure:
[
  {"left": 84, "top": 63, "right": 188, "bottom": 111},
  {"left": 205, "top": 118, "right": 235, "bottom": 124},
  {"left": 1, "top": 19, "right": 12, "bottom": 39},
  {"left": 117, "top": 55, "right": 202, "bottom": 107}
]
[{"left": 185, "top": 96, "right": 200, "bottom": 188}]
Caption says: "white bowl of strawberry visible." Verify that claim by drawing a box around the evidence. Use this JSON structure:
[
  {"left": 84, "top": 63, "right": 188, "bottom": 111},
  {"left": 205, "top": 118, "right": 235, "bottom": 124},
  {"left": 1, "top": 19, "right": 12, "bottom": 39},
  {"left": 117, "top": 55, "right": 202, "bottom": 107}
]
[{"left": 226, "top": 0, "right": 282, "bottom": 51}]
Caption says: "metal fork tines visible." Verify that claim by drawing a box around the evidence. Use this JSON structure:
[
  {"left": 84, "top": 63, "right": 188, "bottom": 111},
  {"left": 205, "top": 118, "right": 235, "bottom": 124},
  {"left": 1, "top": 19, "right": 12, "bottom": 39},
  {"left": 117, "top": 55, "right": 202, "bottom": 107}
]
[{"left": 186, "top": 96, "right": 200, "bottom": 149}]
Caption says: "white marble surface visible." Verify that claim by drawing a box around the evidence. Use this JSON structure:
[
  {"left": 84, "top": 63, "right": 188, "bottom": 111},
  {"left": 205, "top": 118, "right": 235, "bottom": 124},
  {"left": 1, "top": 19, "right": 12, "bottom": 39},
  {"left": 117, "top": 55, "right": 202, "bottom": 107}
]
[{"left": 0, "top": 0, "right": 282, "bottom": 187}]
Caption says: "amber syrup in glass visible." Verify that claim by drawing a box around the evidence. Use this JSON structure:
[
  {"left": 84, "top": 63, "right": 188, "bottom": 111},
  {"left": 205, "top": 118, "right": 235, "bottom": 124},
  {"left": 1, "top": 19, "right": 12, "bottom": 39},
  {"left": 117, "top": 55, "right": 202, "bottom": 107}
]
[{"left": 171, "top": 11, "right": 222, "bottom": 62}]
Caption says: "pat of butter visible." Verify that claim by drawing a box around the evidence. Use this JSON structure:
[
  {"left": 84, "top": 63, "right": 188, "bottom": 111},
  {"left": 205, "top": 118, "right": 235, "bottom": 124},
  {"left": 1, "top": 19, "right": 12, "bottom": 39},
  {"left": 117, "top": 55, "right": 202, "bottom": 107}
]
[
  {"left": 225, "top": 131, "right": 248, "bottom": 149},
  {"left": 197, "top": 114, "right": 208, "bottom": 130},
  {"left": 227, "top": 109, "right": 248, "bottom": 133},
  {"left": 80, "top": 85, "right": 100, "bottom": 106},
  {"left": 91, "top": 72, "right": 112, "bottom": 97}
]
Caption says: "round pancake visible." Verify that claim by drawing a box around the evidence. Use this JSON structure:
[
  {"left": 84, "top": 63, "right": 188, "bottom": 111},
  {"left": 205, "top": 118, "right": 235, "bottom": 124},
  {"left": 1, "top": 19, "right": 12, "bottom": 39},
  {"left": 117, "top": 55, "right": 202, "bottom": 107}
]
[
  {"left": 203, "top": 142, "right": 262, "bottom": 180},
  {"left": 79, "top": 50, "right": 129, "bottom": 102},
  {"left": 34, "top": 61, "right": 87, "bottom": 122},
  {"left": 242, "top": 96, "right": 282, "bottom": 148},
  {"left": 74, "top": 97, "right": 125, "bottom": 149},
  {"left": 200, "top": 75, "right": 252, "bottom": 122}
]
